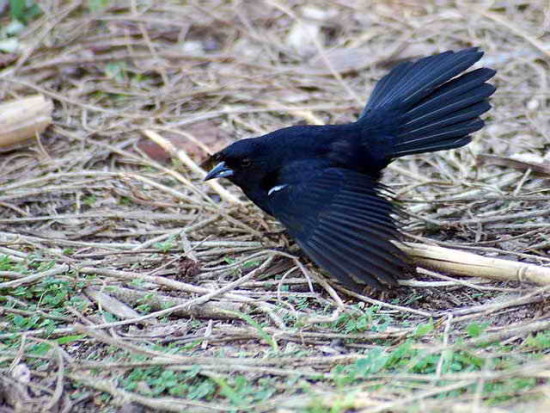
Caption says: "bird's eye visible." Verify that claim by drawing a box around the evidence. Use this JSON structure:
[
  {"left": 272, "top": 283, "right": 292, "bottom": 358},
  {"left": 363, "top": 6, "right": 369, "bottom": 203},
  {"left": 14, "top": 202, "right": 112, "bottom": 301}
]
[{"left": 241, "top": 158, "right": 252, "bottom": 167}]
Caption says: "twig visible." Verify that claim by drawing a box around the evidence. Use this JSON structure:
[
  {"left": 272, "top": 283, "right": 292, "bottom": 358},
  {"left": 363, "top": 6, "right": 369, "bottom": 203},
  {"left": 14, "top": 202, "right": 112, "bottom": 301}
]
[
  {"left": 0, "top": 264, "right": 70, "bottom": 289},
  {"left": 478, "top": 10, "right": 550, "bottom": 58},
  {"left": 67, "top": 373, "right": 230, "bottom": 412},
  {"left": 103, "top": 286, "right": 247, "bottom": 319},
  {"left": 142, "top": 129, "right": 242, "bottom": 204}
]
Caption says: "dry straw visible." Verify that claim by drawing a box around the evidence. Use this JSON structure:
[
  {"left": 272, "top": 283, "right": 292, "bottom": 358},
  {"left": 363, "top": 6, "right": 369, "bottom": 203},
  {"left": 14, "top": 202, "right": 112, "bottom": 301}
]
[{"left": 0, "top": 0, "right": 549, "bottom": 411}]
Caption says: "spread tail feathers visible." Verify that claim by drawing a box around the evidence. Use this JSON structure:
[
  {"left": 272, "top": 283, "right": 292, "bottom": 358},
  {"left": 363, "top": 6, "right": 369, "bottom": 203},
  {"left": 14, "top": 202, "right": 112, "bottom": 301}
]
[{"left": 361, "top": 47, "right": 496, "bottom": 158}]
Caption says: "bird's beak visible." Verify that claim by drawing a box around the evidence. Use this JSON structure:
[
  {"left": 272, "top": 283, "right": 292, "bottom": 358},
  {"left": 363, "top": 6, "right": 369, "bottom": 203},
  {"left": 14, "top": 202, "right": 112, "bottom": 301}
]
[{"left": 204, "top": 161, "right": 234, "bottom": 181}]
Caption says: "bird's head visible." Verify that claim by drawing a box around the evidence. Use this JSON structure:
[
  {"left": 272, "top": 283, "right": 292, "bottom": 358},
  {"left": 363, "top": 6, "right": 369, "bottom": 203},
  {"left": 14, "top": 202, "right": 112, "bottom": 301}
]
[{"left": 204, "top": 138, "right": 274, "bottom": 189}]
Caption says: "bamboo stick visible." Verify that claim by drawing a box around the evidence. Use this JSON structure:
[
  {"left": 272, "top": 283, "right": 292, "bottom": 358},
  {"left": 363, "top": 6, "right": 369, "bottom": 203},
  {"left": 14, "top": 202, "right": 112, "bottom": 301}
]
[
  {"left": 401, "top": 243, "right": 550, "bottom": 286},
  {"left": 0, "top": 95, "right": 53, "bottom": 147}
]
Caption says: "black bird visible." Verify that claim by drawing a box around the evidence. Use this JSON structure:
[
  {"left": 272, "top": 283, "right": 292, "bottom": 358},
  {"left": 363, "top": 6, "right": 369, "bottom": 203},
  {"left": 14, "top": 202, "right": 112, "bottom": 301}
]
[{"left": 205, "top": 48, "right": 496, "bottom": 291}]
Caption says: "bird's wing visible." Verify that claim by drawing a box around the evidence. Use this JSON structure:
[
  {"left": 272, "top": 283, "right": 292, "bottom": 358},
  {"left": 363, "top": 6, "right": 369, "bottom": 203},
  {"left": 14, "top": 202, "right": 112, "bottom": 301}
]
[{"left": 267, "top": 167, "right": 409, "bottom": 291}]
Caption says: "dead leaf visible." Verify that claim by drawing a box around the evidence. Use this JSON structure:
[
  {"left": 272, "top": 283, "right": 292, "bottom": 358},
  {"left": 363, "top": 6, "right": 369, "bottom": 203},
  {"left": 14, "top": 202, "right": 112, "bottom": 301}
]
[
  {"left": 286, "top": 20, "right": 322, "bottom": 57},
  {"left": 478, "top": 154, "right": 550, "bottom": 176},
  {"left": 176, "top": 257, "right": 201, "bottom": 279},
  {"left": 301, "top": 6, "right": 338, "bottom": 21},
  {"left": 0, "top": 38, "right": 20, "bottom": 54},
  {"left": 305, "top": 47, "right": 375, "bottom": 75},
  {"left": 10, "top": 364, "right": 31, "bottom": 384},
  {"left": 137, "top": 121, "right": 230, "bottom": 163}
]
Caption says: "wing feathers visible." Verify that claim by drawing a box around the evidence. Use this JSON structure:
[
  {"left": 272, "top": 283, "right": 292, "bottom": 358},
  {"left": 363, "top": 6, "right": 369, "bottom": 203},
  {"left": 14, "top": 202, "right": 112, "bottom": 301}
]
[
  {"left": 298, "top": 241, "right": 366, "bottom": 289},
  {"left": 310, "top": 234, "right": 396, "bottom": 286},
  {"left": 269, "top": 168, "right": 409, "bottom": 290},
  {"left": 318, "top": 222, "right": 405, "bottom": 274}
]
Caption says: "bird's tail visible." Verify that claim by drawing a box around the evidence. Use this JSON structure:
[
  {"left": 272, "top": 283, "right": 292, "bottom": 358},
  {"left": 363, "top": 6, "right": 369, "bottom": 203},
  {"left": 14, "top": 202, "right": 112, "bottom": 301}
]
[{"left": 361, "top": 48, "right": 496, "bottom": 158}]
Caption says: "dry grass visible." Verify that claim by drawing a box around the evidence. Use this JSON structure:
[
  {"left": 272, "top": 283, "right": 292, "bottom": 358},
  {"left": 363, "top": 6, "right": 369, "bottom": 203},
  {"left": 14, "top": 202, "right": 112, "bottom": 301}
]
[{"left": 0, "top": 0, "right": 549, "bottom": 411}]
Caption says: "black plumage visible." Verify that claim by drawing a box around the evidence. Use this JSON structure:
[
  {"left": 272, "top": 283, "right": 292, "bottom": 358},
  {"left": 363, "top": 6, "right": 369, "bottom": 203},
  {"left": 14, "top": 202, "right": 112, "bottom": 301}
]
[{"left": 204, "top": 47, "right": 496, "bottom": 291}]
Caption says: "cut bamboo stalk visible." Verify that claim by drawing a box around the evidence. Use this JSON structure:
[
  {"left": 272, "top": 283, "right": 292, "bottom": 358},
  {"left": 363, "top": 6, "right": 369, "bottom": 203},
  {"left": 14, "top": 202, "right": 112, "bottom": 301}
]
[
  {"left": 0, "top": 95, "right": 53, "bottom": 147},
  {"left": 401, "top": 242, "right": 550, "bottom": 286}
]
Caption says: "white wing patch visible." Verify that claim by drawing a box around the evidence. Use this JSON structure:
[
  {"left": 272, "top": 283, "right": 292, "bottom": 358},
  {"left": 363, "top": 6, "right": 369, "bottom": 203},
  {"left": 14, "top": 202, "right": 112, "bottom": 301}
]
[{"left": 268, "top": 184, "right": 288, "bottom": 196}]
